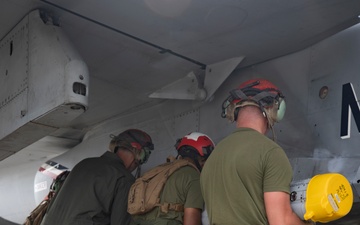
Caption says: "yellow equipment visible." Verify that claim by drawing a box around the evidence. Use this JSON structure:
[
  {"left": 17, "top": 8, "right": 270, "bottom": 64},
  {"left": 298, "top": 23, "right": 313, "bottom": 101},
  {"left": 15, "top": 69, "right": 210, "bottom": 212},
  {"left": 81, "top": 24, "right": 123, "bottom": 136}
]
[{"left": 290, "top": 173, "right": 353, "bottom": 223}]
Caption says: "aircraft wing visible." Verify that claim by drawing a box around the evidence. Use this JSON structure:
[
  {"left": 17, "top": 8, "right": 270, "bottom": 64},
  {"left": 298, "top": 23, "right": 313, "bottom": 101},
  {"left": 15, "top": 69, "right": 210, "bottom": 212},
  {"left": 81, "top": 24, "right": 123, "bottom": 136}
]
[
  {"left": 1, "top": 1, "right": 360, "bottom": 224},
  {"left": 1, "top": 0, "right": 360, "bottom": 154}
]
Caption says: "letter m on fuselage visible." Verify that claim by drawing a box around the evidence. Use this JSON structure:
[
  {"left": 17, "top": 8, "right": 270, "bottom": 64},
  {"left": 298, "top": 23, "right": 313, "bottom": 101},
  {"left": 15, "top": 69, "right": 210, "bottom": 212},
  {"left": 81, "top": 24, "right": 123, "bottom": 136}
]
[{"left": 341, "top": 83, "right": 360, "bottom": 139}]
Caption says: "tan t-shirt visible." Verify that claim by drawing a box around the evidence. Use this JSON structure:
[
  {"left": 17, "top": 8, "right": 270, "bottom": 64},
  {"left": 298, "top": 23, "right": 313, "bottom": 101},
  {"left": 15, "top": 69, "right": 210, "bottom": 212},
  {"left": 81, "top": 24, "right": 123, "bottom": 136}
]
[{"left": 200, "top": 127, "right": 293, "bottom": 225}]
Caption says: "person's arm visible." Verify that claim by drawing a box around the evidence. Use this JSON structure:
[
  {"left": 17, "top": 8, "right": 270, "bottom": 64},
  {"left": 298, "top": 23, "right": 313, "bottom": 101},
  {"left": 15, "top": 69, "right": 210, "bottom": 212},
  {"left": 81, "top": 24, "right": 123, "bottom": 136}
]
[
  {"left": 264, "top": 192, "right": 313, "bottom": 225},
  {"left": 111, "top": 177, "right": 133, "bottom": 225},
  {"left": 184, "top": 207, "right": 202, "bottom": 225}
]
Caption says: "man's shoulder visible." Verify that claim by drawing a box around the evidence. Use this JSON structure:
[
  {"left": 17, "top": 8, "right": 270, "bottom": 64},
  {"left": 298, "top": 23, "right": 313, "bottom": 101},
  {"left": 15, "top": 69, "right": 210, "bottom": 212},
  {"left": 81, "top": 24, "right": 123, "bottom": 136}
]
[
  {"left": 168, "top": 165, "right": 200, "bottom": 183},
  {"left": 219, "top": 127, "right": 267, "bottom": 144},
  {"left": 176, "top": 164, "right": 199, "bottom": 174},
  {"left": 233, "top": 127, "right": 279, "bottom": 145},
  {"left": 74, "top": 152, "right": 129, "bottom": 175}
]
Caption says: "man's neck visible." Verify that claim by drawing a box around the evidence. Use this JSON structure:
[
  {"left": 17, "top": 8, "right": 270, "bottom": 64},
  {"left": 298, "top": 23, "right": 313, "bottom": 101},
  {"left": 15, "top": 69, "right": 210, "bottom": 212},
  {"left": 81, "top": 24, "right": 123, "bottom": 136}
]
[{"left": 236, "top": 109, "right": 268, "bottom": 134}]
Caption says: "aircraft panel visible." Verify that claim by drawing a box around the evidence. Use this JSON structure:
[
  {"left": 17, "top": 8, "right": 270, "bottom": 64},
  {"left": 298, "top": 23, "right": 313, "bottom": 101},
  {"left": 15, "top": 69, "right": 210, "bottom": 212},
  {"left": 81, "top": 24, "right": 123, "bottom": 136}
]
[{"left": 0, "top": 15, "right": 29, "bottom": 140}]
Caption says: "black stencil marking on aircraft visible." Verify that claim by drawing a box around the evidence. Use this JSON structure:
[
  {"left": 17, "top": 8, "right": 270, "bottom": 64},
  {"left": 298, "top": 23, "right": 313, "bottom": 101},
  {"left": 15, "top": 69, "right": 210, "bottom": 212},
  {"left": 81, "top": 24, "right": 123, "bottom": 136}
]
[{"left": 340, "top": 83, "right": 360, "bottom": 139}]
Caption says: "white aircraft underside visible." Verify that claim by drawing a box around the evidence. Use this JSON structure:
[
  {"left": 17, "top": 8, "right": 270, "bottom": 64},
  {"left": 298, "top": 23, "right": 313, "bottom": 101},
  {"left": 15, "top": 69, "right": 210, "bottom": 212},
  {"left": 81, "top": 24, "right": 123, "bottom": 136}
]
[{"left": 1, "top": 1, "right": 360, "bottom": 224}]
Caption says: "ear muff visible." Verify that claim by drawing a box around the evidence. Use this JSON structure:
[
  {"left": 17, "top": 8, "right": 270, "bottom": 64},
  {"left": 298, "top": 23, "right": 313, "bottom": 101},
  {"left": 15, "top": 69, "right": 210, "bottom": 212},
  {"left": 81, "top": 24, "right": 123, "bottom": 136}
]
[
  {"left": 137, "top": 148, "right": 152, "bottom": 165},
  {"left": 109, "top": 141, "right": 117, "bottom": 153},
  {"left": 134, "top": 148, "right": 142, "bottom": 161},
  {"left": 276, "top": 98, "right": 286, "bottom": 121},
  {"left": 225, "top": 102, "right": 242, "bottom": 122},
  {"left": 263, "top": 98, "right": 286, "bottom": 126}
]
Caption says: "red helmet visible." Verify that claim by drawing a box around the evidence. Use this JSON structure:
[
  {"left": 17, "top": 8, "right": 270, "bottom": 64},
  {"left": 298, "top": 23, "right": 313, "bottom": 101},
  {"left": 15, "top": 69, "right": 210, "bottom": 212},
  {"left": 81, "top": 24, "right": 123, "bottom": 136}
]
[
  {"left": 230, "top": 78, "right": 283, "bottom": 105},
  {"left": 221, "top": 78, "right": 286, "bottom": 123},
  {"left": 109, "top": 129, "right": 154, "bottom": 164},
  {"left": 114, "top": 129, "right": 153, "bottom": 150},
  {"left": 175, "top": 132, "right": 215, "bottom": 157}
]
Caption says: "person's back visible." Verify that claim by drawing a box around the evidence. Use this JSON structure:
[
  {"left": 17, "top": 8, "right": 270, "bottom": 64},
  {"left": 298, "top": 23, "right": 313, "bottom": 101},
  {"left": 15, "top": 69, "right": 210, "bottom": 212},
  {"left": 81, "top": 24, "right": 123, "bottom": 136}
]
[
  {"left": 132, "top": 132, "right": 215, "bottom": 225},
  {"left": 133, "top": 165, "right": 201, "bottom": 225},
  {"left": 40, "top": 128, "right": 155, "bottom": 225},
  {"left": 201, "top": 127, "right": 292, "bottom": 224},
  {"left": 201, "top": 78, "right": 314, "bottom": 225},
  {"left": 42, "top": 153, "right": 135, "bottom": 225}
]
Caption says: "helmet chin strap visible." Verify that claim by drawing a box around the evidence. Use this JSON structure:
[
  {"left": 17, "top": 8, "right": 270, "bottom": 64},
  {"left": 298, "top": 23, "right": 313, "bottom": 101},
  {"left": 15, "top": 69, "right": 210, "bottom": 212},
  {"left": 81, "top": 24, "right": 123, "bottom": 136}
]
[
  {"left": 233, "top": 101, "right": 279, "bottom": 142},
  {"left": 193, "top": 158, "right": 203, "bottom": 172},
  {"left": 263, "top": 107, "right": 278, "bottom": 142},
  {"left": 270, "top": 126, "right": 277, "bottom": 142},
  {"left": 124, "top": 147, "right": 142, "bottom": 176},
  {"left": 130, "top": 154, "right": 142, "bottom": 178},
  {"left": 134, "top": 165, "right": 141, "bottom": 178}
]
